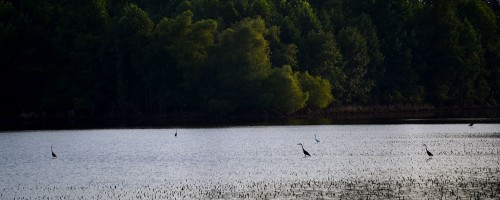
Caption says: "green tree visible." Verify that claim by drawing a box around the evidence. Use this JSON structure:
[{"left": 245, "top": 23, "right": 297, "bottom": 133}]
[
  {"left": 108, "top": 3, "right": 153, "bottom": 113},
  {"left": 250, "top": 0, "right": 273, "bottom": 20},
  {"left": 297, "top": 71, "right": 333, "bottom": 109},
  {"left": 272, "top": 0, "right": 321, "bottom": 43},
  {"left": 299, "top": 30, "right": 345, "bottom": 103},
  {"left": 205, "top": 17, "right": 272, "bottom": 112},
  {"left": 154, "top": 11, "right": 218, "bottom": 110},
  {"left": 0, "top": 1, "right": 31, "bottom": 115},
  {"left": 337, "top": 27, "right": 372, "bottom": 104},
  {"left": 425, "top": 1, "right": 487, "bottom": 105},
  {"left": 3, "top": 0, "right": 499, "bottom": 119},
  {"left": 310, "top": 0, "right": 345, "bottom": 31},
  {"left": 347, "top": 14, "right": 384, "bottom": 99},
  {"left": 458, "top": 0, "right": 499, "bottom": 104},
  {"left": 372, "top": 0, "right": 424, "bottom": 104},
  {"left": 0, "top": 0, "right": 61, "bottom": 115},
  {"left": 263, "top": 65, "right": 308, "bottom": 114},
  {"left": 266, "top": 26, "right": 299, "bottom": 69},
  {"left": 66, "top": 0, "right": 109, "bottom": 114}
]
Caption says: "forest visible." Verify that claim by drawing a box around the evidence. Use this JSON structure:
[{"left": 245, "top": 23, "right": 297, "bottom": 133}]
[{"left": 0, "top": 0, "right": 499, "bottom": 118}]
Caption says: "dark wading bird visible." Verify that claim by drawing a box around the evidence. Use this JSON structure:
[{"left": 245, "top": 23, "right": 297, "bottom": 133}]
[
  {"left": 297, "top": 143, "right": 311, "bottom": 157},
  {"left": 175, "top": 129, "right": 177, "bottom": 137},
  {"left": 423, "top": 144, "right": 433, "bottom": 157},
  {"left": 469, "top": 123, "right": 474, "bottom": 127},
  {"left": 51, "top": 145, "right": 57, "bottom": 159},
  {"left": 315, "top": 134, "right": 320, "bottom": 143}
]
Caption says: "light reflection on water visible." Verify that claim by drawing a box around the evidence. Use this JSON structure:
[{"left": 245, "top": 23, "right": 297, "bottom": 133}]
[{"left": 0, "top": 124, "right": 499, "bottom": 199}]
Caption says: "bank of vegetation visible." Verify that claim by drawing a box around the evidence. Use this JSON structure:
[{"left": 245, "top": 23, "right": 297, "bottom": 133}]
[{"left": 1, "top": 0, "right": 499, "bottom": 119}]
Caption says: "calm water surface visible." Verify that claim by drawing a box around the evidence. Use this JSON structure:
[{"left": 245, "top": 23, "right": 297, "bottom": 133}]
[{"left": 1, "top": 124, "right": 499, "bottom": 199}]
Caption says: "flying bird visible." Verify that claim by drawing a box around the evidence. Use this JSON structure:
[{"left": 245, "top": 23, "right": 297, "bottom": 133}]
[
  {"left": 297, "top": 143, "right": 311, "bottom": 157},
  {"left": 315, "top": 134, "right": 320, "bottom": 143},
  {"left": 51, "top": 145, "right": 57, "bottom": 159},
  {"left": 423, "top": 144, "right": 433, "bottom": 157}
]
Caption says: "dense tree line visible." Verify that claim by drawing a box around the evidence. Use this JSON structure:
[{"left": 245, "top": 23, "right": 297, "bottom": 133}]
[{"left": 0, "top": 0, "right": 499, "bottom": 117}]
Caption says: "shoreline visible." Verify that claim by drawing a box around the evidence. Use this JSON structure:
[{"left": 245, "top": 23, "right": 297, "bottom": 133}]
[{"left": 1, "top": 107, "right": 499, "bottom": 130}]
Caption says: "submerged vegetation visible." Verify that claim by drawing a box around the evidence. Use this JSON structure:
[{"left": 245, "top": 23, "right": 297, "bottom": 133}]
[
  {"left": 0, "top": 0, "right": 499, "bottom": 118},
  {"left": 3, "top": 173, "right": 499, "bottom": 199}
]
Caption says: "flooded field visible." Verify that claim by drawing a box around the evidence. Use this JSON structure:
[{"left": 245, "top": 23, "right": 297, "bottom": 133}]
[{"left": 0, "top": 124, "right": 499, "bottom": 199}]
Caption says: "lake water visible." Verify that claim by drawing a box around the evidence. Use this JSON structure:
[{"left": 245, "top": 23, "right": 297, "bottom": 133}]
[{"left": 1, "top": 124, "right": 499, "bottom": 199}]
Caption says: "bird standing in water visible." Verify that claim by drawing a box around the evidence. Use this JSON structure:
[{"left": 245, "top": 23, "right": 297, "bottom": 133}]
[
  {"left": 51, "top": 145, "right": 57, "bottom": 159},
  {"left": 297, "top": 143, "right": 311, "bottom": 157},
  {"left": 423, "top": 144, "right": 433, "bottom": 157},
  {"left": 315, "top": 134, "right": 320, "bottom": 143}
]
